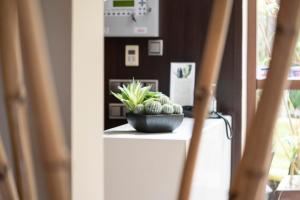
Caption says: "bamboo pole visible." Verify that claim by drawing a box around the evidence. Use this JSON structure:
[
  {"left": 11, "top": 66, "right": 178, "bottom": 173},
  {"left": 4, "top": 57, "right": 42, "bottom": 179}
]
[
  {"left": 0, "top": 133, "right": 19, "bottom": 200},
  {"left": 178, "top": 0, "right": 233, "bottom": 199},
  {"left": 0, "top": 0, "right": 38, "bottom": 199},
  {"left": 229, "top": 1, "right": 300, "bottom": 200},
  {"left": 14, "top": 0, "right": 70, "bottom": 199}
]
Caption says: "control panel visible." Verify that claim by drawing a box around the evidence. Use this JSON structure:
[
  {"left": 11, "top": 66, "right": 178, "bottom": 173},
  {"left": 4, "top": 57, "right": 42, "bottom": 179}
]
[{"left": 104, "top": 0, "right": 159, "bottom": 37}]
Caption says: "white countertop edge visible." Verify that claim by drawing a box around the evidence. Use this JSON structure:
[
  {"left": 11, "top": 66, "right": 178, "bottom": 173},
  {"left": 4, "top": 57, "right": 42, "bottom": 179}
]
[{"left": 103, "top": 116, "right": 231, "bottom": 141}]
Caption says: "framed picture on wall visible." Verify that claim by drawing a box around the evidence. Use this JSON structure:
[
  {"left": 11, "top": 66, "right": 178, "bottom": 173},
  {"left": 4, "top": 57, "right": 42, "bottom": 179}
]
[{"left": 170, "top": 62, "right": 195, "bottom": 106}]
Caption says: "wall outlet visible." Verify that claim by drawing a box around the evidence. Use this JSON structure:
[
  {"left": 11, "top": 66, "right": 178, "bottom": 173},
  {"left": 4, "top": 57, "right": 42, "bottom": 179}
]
[
  {"left": 125, "top": 45, "right": 139, "bottom": 67},
  {"left": 109, "top": 103, "right": 127, "bottom": 119},
  {"left": 148, "top": 40, "right": 163, "bottom": 56}
]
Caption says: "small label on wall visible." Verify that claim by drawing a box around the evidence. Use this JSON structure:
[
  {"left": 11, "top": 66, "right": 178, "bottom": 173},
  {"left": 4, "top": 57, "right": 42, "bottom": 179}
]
[{"left": 134, "top": 27, "right": 148, "bottom": 34}]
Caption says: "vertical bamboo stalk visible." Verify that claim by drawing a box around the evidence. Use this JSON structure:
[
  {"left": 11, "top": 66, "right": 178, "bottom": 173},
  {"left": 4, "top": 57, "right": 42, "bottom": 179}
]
[
  {"left": 0, "top": 0, "right": 38, "bottom": 199},
  {"left": 229, "top": 1, "right": 300, "bottom": 200},
  {"left": 178, "top": 0, "right": 233, "bottom": 199},
  {"left": 0, "top": 133, "right": 19, "bottom": 200},
  {"left": 14, "top": 0, "right": 70, "bottom": 199}
]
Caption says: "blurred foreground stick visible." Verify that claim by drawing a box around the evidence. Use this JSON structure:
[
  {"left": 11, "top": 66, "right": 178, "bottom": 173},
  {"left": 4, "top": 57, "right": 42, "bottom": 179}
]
[
  {"left": 229, "top": 1, "right": 300, "bottom": 200},
  {"left": 15, "top": 0, "right": 71, "bottom": 199},
  {"left": 178, "top": 0, "right": 233, "bottom": 199}
]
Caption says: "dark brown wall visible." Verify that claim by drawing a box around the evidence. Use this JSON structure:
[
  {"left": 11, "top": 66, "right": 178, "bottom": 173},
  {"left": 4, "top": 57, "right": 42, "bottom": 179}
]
[
  {"left": 105, "top": 0, "right": 242, "bottom": 176},
  {"left": 218, "top": 0, "right": 243, "bottom": 176},
  {"left": 105, "top": 0, "right": 212, "bottom": 128}
]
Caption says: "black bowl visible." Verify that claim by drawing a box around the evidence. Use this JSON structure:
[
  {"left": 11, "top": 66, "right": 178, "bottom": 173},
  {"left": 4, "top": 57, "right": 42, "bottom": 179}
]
[{"left": 126, "top": 113, "right": 184, "bottom": 133}]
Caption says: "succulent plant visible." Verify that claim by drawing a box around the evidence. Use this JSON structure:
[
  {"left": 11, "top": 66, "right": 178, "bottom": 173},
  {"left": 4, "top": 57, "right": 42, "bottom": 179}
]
[
  {"left": 173, "top": 104, "right": 183, "bottom": 114},
  {"left": 158, "top": 95, "right": 171, "bottom": 105},
  {"left": 134, "top": 104, "right": 145, "bottom": 114},
  {"left": 145, "top": 101, "right": 162, "bottom": 114},
  {"left": 111, "top": 79, "right": 161, "bottom": 112},
  {"left": 162, "top": 104, "right": 174, "bottom": 114},
  {"left": 111, "top": 79, "right": 185, "bottom": 116}
]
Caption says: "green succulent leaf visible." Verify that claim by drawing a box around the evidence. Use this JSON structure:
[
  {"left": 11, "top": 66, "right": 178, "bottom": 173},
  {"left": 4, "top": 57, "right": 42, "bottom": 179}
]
[{"left": 111, "top": 79, "right": 160, "bottom": 112}]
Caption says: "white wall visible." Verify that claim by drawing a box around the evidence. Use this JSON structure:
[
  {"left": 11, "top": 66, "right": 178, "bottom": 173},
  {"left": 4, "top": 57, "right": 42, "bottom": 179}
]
[
  {"left": 241, "top": 0, "right": 248, "bottom": 152},
  {"left": 42, "top": 0, "right": 104, "bottom": 198},
  {"left": 72, "top": 0, "right": 104, "bottom": 200}
]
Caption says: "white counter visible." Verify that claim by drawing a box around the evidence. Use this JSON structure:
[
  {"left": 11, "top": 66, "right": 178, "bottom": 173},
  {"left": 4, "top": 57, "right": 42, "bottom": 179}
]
[{"left": 104, "top": 117, "right": 231, "bottom": 200}]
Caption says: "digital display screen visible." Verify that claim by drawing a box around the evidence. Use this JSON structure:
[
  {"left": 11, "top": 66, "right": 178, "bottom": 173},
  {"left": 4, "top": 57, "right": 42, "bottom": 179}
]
[
  {"left": 113, "top": 0, "right": 134, "bottom": 7},
  {"left": 128, "top": 50, "right": 135, "bottom": 55}
]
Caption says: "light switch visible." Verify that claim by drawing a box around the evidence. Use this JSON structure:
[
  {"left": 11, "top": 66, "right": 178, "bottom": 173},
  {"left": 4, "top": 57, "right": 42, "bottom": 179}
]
[
  {"left": 148, "top": 40, "right": 163, "bottom": 56},
  {"left": 125, "top": 45, "right": 139, "bottom": 67}
]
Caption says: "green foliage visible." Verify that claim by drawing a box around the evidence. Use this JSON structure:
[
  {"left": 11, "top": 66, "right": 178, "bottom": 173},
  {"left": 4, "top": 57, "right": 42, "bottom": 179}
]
[
  {"left": 145, "top": 101, "right": 162, "bottom": 115},
  {"left": 144, "top": 91, "right": 161, "bottom": 103},
  {"left": 111, "top": 79, "right": 184, "bottom": 116},
  {"left": 111, "top": 79, "right": 160, "bottom": 112},
  {"left": 257, "top": 0, "right": 279, "bottom": 66},
  {"left": 257, "top": 0, "right": 300, "bottom": 66},
  {"left": 257, "top": 0, "right": 300, "bottom": 183},
  {"left": 289, "top": 90, "right": 300, "bottom": 109},
  {"left": 270, "top": 91, "right": 300, "bottom": 182}
]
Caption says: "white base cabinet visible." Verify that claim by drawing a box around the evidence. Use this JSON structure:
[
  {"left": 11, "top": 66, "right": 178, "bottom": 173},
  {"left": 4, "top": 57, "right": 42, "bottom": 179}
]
[{"left": 104, "top": 117, "right": 231, "bottom": 200}]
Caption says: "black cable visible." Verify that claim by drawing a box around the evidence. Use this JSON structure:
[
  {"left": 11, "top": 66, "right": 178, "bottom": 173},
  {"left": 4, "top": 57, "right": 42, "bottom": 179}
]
[{"left": 208, "top": 111, "right": 233, "bottom": 140}]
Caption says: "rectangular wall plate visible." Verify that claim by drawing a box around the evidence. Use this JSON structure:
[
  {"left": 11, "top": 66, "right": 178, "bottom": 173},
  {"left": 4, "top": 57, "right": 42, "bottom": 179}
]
[
  {"left": 104, "top": 0, "right": 159, "bottom": 37},
  {"left": 109, "top": 103, "right": 128, "bottom": 119},
  {"left": 148, "top": 40, "right": 163, "bottom": 56},
  {"left": 125, "top": 45, "right": 139, "bottom": 67}
]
